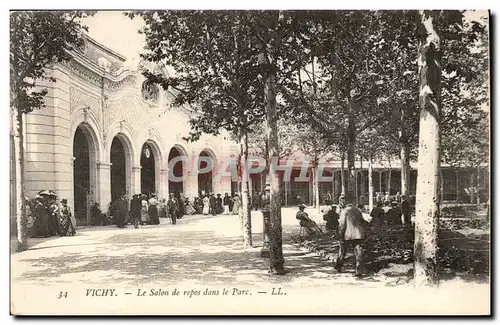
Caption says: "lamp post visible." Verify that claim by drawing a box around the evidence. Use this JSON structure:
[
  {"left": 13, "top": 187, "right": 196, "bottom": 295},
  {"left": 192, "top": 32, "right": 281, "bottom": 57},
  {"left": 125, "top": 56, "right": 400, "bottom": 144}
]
[{"left": 261, "top": 183, "right": 271, "bottom": 258}]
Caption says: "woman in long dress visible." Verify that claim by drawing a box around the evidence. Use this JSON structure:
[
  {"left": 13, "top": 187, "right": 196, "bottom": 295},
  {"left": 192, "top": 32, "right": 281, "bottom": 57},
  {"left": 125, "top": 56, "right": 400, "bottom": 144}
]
[
  {"left": 32, "top": 197, "right": 49, "bottom": 238},
  {"left": 140, "top": 195, "right": 149, "bottom": 225},
  {"left": 232, "top": 195, "right": 241, "bottom": 215},
  {"left": 148, "top": 195, "right": 159, "bottom": 225},
  {"left": 202, "top": 195, "right": 210, "bottom": 215},
  {"left": 48, "top": 197, "right": 60, "bottom": 236},
  {"left": 59, "top": 199, "right": 76, "bottom": 236},
  {"left": 184, "top": 198, "right": 196, "bottom": 215}
]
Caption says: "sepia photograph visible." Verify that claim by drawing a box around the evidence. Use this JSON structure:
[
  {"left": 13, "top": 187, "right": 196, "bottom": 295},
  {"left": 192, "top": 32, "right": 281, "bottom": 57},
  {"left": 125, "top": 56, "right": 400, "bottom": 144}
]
[{"left": 8, "top": 8, "right": 491, "bottom": 315}]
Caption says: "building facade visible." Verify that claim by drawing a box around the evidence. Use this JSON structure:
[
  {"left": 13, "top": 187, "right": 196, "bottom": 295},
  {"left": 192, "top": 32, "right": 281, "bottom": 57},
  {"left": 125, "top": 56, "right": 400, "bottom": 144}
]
[{"left": 11, "top": 36, "right": 237, "bottom": 223}]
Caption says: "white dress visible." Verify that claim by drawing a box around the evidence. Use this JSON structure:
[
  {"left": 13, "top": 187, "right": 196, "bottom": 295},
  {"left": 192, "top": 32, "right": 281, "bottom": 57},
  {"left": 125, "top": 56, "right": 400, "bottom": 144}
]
[
  {"left": 202, "top": 197, "right": 210, "bottom": 215},
  {"left": 141, "top": 199, "right": 149, "bottom": 223}
]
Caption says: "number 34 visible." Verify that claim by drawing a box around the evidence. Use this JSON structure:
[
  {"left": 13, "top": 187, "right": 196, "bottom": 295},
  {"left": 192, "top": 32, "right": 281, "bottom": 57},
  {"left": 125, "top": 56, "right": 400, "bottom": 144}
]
[{"left": 57, "top": 291, "right": 68, "bottom": 299}]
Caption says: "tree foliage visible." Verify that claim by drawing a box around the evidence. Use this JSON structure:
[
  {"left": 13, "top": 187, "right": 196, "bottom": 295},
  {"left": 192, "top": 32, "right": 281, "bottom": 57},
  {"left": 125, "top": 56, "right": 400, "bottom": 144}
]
[
  {"left": 10, "top": 11, "right": 93, "bottom": 113},
  {"left": 127, "top": 10, "right": 265, "bottom": 141}
]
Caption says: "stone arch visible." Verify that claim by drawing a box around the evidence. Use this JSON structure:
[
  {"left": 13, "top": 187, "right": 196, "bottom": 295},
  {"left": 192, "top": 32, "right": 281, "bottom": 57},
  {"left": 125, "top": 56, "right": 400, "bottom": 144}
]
[
  {"left": 71, "top": 120, "right": 102, "bottom": 221},
  {"left": 70, "top": 106, "right": 104, "bottom": 162},
  {"left": 197, "top": 148, "right": 218, "bottom": 195},
  {"left": 138, "top": 138, "right": 164, "bottom": 197},
  {"left": 167, "top": 144, "right": 189, "bottom": 196},
  {"left": 106, "top": 120, "right": 137, "bottom": 166},
  {"left": 107, "top": 122, "right": 136, "bottom": 201}
]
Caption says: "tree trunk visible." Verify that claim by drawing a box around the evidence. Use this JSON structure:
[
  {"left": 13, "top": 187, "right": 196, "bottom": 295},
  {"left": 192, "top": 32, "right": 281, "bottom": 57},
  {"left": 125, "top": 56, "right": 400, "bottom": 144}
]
[
  {"left": 401, "top": 142, "right": 411, "bottom": 196},
  {"left": 261, "top": 40, "right": 285, "bottom": 275},
  {"left": 360, "top": 158, "right": 365, "bottom": 204},
  {"left": 368, "top": 154, "right": 374, "bottom": 212},
  {"left": 347, "top": 102, "right": 356, "bottom": 204},
  {"left": 238, "top": 129, "right": 252, "bottom": 248},
  {"left": 476, "top": 167, "right": 481, "bottom": 205},
  {"left": 440, "top": 168, "right": 444, "bottom": 203},
  {"left": 341, "top": 152, "right": 346, "bottom": 196},
  {"left": 400, "top": 102, "right": 411, "bottom": 197},
  {"left": 414, "top": 10, "right": 441, "bottom": 288},
  {"left": 313, "top": 162, "right": 320, "bottom": 213},
  {"left": 469, "top": 170, "right": 475, "bottom": 204},
  {"left": 387, "top": 164, "right": 392, "bottom": 195},
  {"left": 13, "top": 106, "right": 28, "bottom": 251}
]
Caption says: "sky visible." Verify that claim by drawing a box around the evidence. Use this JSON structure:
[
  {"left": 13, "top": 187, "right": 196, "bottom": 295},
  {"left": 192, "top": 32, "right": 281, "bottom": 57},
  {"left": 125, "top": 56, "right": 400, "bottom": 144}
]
[
  {"left": 82, "top": 10, "right": 488, "bottom": 66},
  {"left": 82, "top": 11, "right": 146, "bottom": 67}
]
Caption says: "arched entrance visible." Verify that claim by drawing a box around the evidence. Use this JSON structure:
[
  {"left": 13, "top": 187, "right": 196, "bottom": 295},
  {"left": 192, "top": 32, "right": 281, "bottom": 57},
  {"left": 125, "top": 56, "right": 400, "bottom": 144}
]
[
  {"left": 198, "top": 149, "right": 215, "bottom": 195},
  {"left": 110, "top": 137, "right": 126, "bottom": 202},
  {"left": 73, "top": 125, "right": 94, "bottom": 221},
  {"left": 141, "top": 142, "right": 156, "bottom": 195},
  {"left": 168, "top": 146, "right": 185, "bottom": 196}
]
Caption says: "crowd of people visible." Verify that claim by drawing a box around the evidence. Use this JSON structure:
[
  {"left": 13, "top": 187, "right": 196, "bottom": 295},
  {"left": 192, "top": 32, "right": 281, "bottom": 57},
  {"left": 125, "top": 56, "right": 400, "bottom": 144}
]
[
  {"left": 296, "top": 193, "right": 413, "bottom": 278},
  {"left": 86, "top": 191, "right": 246, "bottom": 229},
  {"left": 27, "top": 193, "right": 77, "bottom": 238}
]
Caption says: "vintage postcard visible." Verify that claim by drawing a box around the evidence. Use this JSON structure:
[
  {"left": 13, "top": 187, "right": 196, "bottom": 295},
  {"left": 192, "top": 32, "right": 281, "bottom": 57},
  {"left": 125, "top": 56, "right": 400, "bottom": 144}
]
[{"left": 9, "top": 9, "right": 490, "bottom": 315}]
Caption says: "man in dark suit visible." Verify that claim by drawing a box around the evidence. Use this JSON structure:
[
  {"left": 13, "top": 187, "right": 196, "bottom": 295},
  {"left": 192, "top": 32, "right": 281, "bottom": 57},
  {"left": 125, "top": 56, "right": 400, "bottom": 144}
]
[
  {"left": 115, "top": 193, "right": 129, "bottom": 228},
  {"left": 334, "top": 203, "right": 370, "bottom": 277},
  {"left": 130, "top": 194, "right": 142, "bottom": 229},
  {"left": 167, "top": 193, "right": 179, "bottom": 225},
  {"left": 209, "top": 193, "right": 216, "bottom": 216}
]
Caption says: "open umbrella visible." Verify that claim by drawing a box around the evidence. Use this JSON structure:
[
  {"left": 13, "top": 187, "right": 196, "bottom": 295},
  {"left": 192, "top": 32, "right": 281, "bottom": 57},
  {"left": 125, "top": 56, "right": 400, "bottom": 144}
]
[{"left": 38, "top": 189, "right": 57, "bottom": 196}]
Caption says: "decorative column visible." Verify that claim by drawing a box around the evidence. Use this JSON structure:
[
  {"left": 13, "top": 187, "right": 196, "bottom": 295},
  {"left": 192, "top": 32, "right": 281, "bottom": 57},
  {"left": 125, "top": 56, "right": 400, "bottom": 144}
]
[
  {"left": 97, "top": 161, "right": 112, "bottom": 213},
  {"left": 160, "top": 168, "right": 169, "bottom": 199},
  {"left": 132, "top": 165, "right": 142, "bottom": 196},
  {"left": 184, "top": 170, "right": 199, "bottom": 199}
]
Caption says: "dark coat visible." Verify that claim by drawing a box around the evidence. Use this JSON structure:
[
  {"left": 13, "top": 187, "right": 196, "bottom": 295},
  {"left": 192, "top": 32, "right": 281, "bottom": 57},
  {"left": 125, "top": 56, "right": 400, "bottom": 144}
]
[
  {"left": 33, "top": 202, "right": 49, "bottom": 237},
  {"left": 370, "top": 206, "right": 385, "bottom": 226},
  {"left": 167, "top": 198, "right": 179, "bottom": 213},
  {"left": 401, "top": 200, "right": 411, "bottom": 217},
  {"left": 323, "top": 208, "right": 339, "bottom": 231},
  {"left": 223, "top": 195, "right": 231, "bottom": 206},
  {"left": 130, "top": 198, "right": 141, "bottom": 215},
  {"left": 386, "top": 207, "right": 402, "bottom": 225}
]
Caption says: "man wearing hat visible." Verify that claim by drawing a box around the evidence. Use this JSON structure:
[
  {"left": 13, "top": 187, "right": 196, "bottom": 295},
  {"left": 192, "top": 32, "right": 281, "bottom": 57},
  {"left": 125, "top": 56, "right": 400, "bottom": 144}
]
[
  {"left": 130, "top": 194, "right": 142, "bottom": 229},
  {"left": 323, "top": 204, "right": 340, "bottom": 237},
  {"left": 386, "top": 201, "right": 403, "bottom": 226},
  {"left": 337, "top": 194, "right": 347, "bottom": 214},
  {"left": 167, "top": 193, "right": 179, "bottom": 225},
  {"left": 209, "top": 193, "right": 216, "bottom": 216},
  {"left": 216, "top": 193, "right": 223, "bottom": 214},
  {"left": 296, "top": 204, "right": 323, "bottom": 236},
  {"left": 223, "top": 193, "right": 231, "bottom": 215},
  {"left": 115, "top": 192, "right": 129, "bottom": 228},
  {"left": 334, "top": 200, "right": 370, "bottom": 277}
]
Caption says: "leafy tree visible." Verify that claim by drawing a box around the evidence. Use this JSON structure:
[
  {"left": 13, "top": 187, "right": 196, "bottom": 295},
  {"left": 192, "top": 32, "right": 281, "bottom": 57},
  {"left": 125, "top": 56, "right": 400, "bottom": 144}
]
[
  {"left": 281, "top": 11, "right": 396, "bottom": 205},
  {"left": 440, "top": 14, "right": 489, "bottom": 203},
  {"left": 129, "top": 10, "right": 266, "bottom": 248},
  {"left": 10, "top": 11, "right": 93, "bottom": 251},
  {"left": 287, "top": 120, "right": 330, "bottom": 212}
]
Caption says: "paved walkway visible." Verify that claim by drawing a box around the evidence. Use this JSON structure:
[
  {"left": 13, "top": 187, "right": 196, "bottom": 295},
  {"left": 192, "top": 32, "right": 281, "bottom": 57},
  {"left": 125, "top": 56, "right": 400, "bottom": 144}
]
[{"left": 10, "top": 207, "right": 489, "bottom": 315}]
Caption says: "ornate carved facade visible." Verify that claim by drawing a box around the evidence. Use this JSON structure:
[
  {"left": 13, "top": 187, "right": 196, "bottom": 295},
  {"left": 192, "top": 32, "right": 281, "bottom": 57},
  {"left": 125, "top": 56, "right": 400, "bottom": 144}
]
[{"left": 21, "top": 35, "right": 236, "bottom": 217}]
